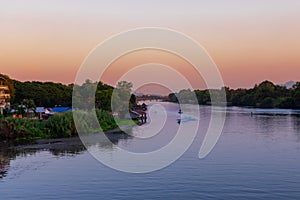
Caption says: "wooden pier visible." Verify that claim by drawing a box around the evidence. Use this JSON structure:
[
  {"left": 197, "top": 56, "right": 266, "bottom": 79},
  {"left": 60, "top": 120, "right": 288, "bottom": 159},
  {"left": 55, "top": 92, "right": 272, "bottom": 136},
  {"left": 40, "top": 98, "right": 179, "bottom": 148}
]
[{"left": 130, "top": 110, "right": 147, "bottom": 125}]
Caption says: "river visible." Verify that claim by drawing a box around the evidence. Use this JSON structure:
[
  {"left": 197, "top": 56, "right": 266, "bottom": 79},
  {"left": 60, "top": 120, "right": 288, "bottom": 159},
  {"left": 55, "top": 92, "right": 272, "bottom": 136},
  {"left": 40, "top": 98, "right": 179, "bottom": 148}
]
[{"left": 1, "top": 102, "right": 300, "bottom": 199}]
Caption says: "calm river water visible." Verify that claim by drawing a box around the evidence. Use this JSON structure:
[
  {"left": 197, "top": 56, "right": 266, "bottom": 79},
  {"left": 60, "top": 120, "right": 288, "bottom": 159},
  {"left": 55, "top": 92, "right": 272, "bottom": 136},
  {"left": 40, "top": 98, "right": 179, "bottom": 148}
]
[{"left": 1, "top": 102, "right": 300, "bottom": 199}]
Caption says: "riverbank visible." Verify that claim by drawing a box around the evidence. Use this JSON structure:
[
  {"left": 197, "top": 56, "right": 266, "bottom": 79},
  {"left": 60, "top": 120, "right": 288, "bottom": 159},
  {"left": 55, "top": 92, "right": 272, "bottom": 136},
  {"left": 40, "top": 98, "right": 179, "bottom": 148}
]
[
  {"left": 0, "top": 109, "right": 137, "bottom": 141},
  {"left": 1, "top": 124, "right": 134, "bottom": 154}
]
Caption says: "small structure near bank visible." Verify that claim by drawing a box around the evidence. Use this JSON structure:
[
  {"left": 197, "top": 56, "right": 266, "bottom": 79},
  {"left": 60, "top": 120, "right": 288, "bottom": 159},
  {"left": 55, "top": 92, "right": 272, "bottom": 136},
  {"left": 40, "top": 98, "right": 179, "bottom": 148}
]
[
  {"left": 10, "top": 106, "right": 73, "bottom": 120},
  {"left": 36, "top": 107, "right": 52, "bottom": 120},
  {"left": 130, "top": 110, "right": 147, "bottom": 124},
  {"left": 130, "top": 103, "right": 148, "bottom": 124}
]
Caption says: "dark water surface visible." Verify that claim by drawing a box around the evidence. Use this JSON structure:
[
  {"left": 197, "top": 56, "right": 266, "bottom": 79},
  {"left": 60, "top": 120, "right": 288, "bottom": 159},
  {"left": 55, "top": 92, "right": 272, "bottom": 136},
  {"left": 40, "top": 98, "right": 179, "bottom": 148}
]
[{"left": 1, "top": 102, "right": 300, "bottom": 199}]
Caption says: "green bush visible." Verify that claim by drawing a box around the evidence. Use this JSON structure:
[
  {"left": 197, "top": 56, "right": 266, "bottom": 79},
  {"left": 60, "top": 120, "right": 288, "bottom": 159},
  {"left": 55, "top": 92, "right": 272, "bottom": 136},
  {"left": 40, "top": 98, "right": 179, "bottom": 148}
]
[
  {"left": 96, "top": 109, "right": 117, "bottom": 131},
  {"left": 1, "top": 109, "right": 125, "bottom": 140},
  {"left": 5, "top": 117, "right": 48, "bottom": 139},
  {"left": 45, "top": 112, "right": 75, "bottom": 138},
  {"left": 73, "top": 110, "right": 100, "bottom": 134},
  {"left": 73, "top": 109, "right": 118, "bottom": 133}
]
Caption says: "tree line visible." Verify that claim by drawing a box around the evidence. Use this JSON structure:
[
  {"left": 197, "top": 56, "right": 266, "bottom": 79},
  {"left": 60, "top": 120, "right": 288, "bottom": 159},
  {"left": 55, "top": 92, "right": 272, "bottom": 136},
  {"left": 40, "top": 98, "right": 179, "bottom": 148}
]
[
  {"left": 0, "top": 74, "right": 137, "bottom": 140},
  {"left": 168, "top": 80, "right": 300, "bottom": 109},
  {"left": 0, "top": 73, "right": 137, "bottom": 115},
  {"left": 9, "top": 78, "right": 136, "bottom": 112}
]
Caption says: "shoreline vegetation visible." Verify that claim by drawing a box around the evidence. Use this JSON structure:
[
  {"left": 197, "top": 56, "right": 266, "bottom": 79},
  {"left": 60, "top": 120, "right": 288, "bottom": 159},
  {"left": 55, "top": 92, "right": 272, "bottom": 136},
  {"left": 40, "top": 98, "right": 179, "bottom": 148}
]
[
  {"left": 168, "top": 80, "right": 300, "bottom": 109},
  {"left": 0, "top": 109, "right": 136, "bottom": 141},
  {"left": 0, "top": 74, "right": 137, "bottom": 141},
  {"left": 0, "top": 73, "right": 299, "bottom": 141}
]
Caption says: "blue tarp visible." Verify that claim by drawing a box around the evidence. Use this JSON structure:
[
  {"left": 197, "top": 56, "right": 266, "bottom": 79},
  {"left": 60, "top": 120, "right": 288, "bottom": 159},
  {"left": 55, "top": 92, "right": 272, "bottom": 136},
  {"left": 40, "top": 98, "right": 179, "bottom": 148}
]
[{"left": 51, "top": 107, "right": 73, "bottom": 113}]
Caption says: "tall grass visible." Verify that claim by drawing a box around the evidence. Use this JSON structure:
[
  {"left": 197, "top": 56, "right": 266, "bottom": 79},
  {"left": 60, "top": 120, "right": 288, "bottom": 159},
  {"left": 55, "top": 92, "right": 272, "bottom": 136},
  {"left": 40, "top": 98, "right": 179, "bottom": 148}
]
[
  {"left": 0, "top": 109, "right": 121, "bottom": 140},
  {"left": 45, "top": 112, "right": 75, "bottom": 138},
  {"left": 3, "top": 118, "right": 48, "bottom": 139}
]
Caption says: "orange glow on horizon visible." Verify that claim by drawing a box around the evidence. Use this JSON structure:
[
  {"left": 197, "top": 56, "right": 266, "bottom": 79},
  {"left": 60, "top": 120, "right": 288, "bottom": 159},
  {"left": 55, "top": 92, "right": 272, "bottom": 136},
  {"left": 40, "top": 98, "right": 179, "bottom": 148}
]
[{"left": 0, "top": 1, "right": 299, "bottom": 89}]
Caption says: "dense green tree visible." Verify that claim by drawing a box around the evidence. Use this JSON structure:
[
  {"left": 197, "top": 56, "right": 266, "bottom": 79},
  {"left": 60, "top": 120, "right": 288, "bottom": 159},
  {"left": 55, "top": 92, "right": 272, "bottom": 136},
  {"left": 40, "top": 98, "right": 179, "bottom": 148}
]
[
  {"left": 293, "top": 82, "right": 300, "bottom": 108},
  {"left": 255, "top": 81, "right": 276, "bottom": 99},
  {"left": 168, "top": 93, "right": 178, "bottom": 103},
  {"left": 277, "top": 97, "right": 295, "bottom": 108},
  {"left": 176, "top": 89, "right": 196, "bottom": 104},
  {"left": 111, "top": 81, "right": 134, "bottom": 117},
  {"left": 96, "top": 89, "right": 113, "bottom": 111},
  {"left": 23, "top": 99, "right": 36, "bottom": 118},
  {"left": 2, "top": 73, "right": 300, "bottom": 110},
  {"left": 168, "top": 80, "right": 300, "bottom": 109},
  {"left": 13, "top": 81, "right": 73, "bottom": 107},
  {"left": 259, "top": 97, "right": 275, "bottom": 108}
]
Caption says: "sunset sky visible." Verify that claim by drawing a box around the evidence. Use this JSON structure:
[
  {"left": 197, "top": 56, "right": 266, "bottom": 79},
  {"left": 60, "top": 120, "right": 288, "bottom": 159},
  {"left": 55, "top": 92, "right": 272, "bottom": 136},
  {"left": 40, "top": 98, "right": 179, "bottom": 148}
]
[{"left": 1, "top": 0, "right": 299, "bottom": 92}]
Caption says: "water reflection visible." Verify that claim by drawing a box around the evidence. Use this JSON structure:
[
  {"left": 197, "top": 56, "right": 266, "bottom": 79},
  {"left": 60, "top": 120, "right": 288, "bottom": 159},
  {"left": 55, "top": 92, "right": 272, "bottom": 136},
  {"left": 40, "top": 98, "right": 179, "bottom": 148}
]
[
  {"left": 292, "top": 116, "right": 300, "bottom": 142},
  {"left": 0, "top": 142, "right": 24, "bottom": 179},
  {"left": 2, "top": 103, "right": 300, "bottom": 199},
  {"left": 0, "top": 142, "right": 11, "bottom": 179},
  {"left": 293, "top": 115, "right": 300, "bottom": 130},
  {"left": 1, "top": 104, "right": 300, "bottom": 181},
  {"left": 0, "top": 132, "right": 133, "bottom": 180}
]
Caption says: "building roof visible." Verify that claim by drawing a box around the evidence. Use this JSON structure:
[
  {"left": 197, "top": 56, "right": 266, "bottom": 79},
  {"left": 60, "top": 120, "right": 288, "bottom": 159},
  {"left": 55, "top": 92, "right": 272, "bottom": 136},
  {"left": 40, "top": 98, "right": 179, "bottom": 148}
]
[
  {"left": 36, "top": 107, "right": 46, "bottom": 113},
  {"left": 51, "top": 107, "right": 73, "bottom": 113}
]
